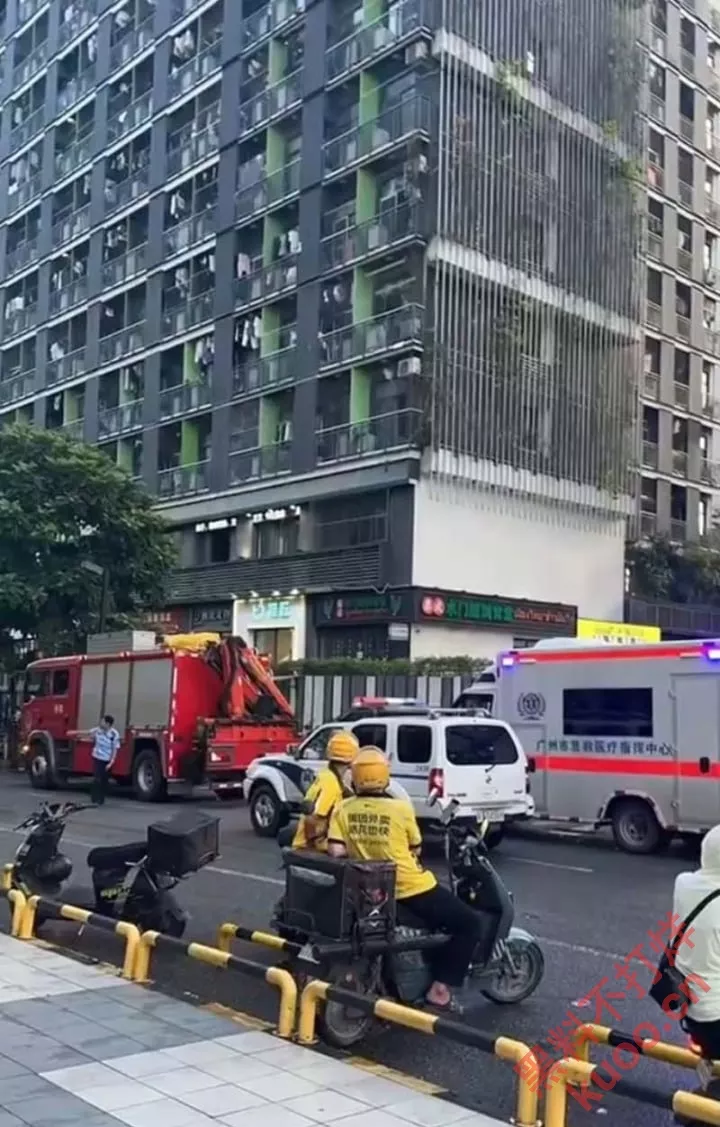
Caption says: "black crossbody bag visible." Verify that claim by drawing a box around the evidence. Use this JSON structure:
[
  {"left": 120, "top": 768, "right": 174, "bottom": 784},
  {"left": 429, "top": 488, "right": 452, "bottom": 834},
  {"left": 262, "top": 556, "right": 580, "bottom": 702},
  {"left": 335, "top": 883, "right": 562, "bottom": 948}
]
[{"left": 649, "top": 888, "right": 720, "bottom": 1012}]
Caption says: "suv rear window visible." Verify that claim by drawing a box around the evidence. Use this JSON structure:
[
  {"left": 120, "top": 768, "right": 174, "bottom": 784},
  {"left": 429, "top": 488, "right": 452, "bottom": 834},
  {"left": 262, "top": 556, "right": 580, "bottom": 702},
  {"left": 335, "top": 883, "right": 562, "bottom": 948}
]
[
  {"left": 454, "top": 692, "right": 494, "bottom": 712},
  {"left": 445, "top": 725, "right": 519, "bottom": 766}
]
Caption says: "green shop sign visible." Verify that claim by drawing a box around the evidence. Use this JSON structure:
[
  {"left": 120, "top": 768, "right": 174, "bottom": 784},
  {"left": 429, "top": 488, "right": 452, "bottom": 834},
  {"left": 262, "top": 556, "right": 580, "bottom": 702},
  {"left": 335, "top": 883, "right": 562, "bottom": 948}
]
[{"left": 418, "top": 591, "right": 576, "bottom": 635}]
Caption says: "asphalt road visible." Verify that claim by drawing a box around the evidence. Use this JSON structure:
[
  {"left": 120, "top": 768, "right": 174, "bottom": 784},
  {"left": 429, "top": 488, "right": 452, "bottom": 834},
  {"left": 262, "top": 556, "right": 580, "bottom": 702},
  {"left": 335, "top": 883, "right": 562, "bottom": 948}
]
[{"left": 0, "top": 771, "right": 711, "bottom": 1126}]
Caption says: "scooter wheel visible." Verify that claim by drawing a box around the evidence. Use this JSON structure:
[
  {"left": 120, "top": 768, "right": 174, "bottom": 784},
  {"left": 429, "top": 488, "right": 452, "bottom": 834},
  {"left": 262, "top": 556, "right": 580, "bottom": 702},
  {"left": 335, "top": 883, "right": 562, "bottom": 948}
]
[{"left": 317, "top": 961, "right": 377, "bottom": 1050}]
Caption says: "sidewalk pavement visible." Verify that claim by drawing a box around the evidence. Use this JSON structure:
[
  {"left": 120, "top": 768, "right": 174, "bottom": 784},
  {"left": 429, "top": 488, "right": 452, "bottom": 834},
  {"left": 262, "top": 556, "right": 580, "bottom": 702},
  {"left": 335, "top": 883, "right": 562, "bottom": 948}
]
[{"left": 0, "top": 933, "right": 508, "bottom": 1127}]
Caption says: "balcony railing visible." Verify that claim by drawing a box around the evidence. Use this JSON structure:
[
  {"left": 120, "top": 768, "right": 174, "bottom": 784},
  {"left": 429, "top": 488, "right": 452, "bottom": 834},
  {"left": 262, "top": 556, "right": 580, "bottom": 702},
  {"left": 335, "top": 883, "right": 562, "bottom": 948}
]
[
  {"left": 46, "top": 346, "right": 86, "bottom": 386},
  {"left": 14, "top": 43, "right": 47, "bottom": 88},
  {"left": 55, "top": 131, "right": 94, "bottom": 182},
  {"left": 706, "top": 328, "right": 720, "bottom": 356},
  {"left": 679, "top": 114, "right": 694, "bottom": 143},
  {"left": 327, "top": 0, "right": 432, "bottom": 82},
  {"left": 235, "top": 159, "right": 300, "bottom": 221},
  {"left": 639, "top": 511, "right": 658, "bottom": 538},
  {"left": 674, "top": 380, "right": 690, "bottom": 409},
  {"left": 229, "top": 442, "right": 292, "bottom": 482},
  {"left": 49, "top": 277, "right": 88, "bottom": 316},
  {"left": 234, "top": 256, "right": 298, "bottom": 310},
  {"left": 646, "top": 300, "right": 662, "bottom": 329},
  {"left": 58, "top": 0, "right": 96, "bottom": 49},
  {"left": 172, "top": 0, "right": 207, "bottom": 18},
  {"left": 672, "top": 448, "right": 689, "bottom": 476},
  {"left": 4, "top": 303, "right": 37, "bottom": 339},
  {"left": 700, "top": 460, "right": 720, "bottom": 487},
  {"left": 677, "top": 248, "right": 692, "bottom": 275},
  {"left": 57, "top": 71, "right": 96, "bottom": 114},
  {"left": 51, "top": 203, "right": 90, "bottom": 249},
  {"left": 642, "top": 440, "right": 659, "bottom": 469},
  {"left": 166, "top": 114, "right": 220, "bottom": 178},
  {"left": 104, "top": 164, "right": 150, "bottom": 216},
  {"left": 323, "top": 96, "right": 431, "bottom": 176},
  {"left": 158, "top": 461, "right": 209, "bottom": 498},
  {"left": 233, "top": 339, "right": 297, "bottom": 397},
  {"left": 677, "top": 314, "right": 691, "bottom": 341},
  {"left": 669, "top": 519, "right": 687, "bottom": 543},
  {"left": 239, "top": 71, "right": 303, "bottom": 138},
  {"left": 5, "top": 237, "right": 39, "bottom": 277},
  {"left": 98, "top": 400, "right": 144, "bottom": 439},
  {"left": 703, "top": 397, "right": 720, "bottom": 419},
  {"left": 648, "top": 95, "right": 665, "bottom": 124},
  {"left": 643, "top": 370, "right": 660, "bottom": 399},
  {"left": 242, "top": 0, "right": 305, "bottom": 50},
  {"left": 61, "top": 419, "right": 84, "bottom": 442},
  {"left": 316, "top": 408, "right": 423, "bottom": 464},
  {"left": 161, "top": 287, "right": 214, "bottom": 336},
  {"left": 158, "top": 378, "right": 212, "bottom": 420},
  {"left": 18, "top": 0, "right": 45, "bottom": 23},
  {"left": 163, "top": 209, "right": 216, "bottom": 258},
  {"left": 0, "top": 371, "right": 35, "bottom": 405},
  {"left": 168, "top": 39, "right": 222, "bottom": 101},
  {"left": 107, "top": 92, "right": 152, "bottom": 143},
  {"left": 320, "top": 203, "right": 425, "bottom": 270},
  {"left": 98, "top": 323, "right": 145, "bottom": 365},
  {"left": 110, "top": 16, "right": 154, "bottom": 72},
  {"left": 319, "top": 304, "right": 424, "bottom": 369},
  {"left": 10, "top": 106, "right": 44, "bottom": 154},
  {"left": 7, "top": 173, "right": 42, "bottom": 216},
  {"left": 102, "top": 245, "right": 147, "bottom": 288}
]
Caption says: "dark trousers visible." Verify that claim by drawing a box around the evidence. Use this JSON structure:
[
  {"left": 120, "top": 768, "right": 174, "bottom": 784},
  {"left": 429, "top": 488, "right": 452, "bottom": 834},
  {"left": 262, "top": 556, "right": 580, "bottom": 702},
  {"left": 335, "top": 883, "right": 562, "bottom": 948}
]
[
  {"left": 400, "top": 884, "right": 482, "bottom": 988},
  {"left": 91, "top": 758, "right": 109, "bottom": 805},
  {"left": 686, "top": 1016, "right": 720, "bottom": 1059}
]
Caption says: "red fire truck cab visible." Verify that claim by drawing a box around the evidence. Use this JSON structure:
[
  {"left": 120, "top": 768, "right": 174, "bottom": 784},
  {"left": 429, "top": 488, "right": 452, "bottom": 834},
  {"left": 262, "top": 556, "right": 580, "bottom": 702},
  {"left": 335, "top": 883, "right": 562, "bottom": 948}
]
[{"left": 20, "top": 632, "right": 297, "bottom": 801}]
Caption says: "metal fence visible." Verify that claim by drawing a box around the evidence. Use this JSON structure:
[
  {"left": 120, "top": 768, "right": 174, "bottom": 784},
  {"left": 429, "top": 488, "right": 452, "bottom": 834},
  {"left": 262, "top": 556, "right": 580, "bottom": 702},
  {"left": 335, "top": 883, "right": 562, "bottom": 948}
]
[{"left": 279, "top": 672, "right": 476, "bottom": 730}]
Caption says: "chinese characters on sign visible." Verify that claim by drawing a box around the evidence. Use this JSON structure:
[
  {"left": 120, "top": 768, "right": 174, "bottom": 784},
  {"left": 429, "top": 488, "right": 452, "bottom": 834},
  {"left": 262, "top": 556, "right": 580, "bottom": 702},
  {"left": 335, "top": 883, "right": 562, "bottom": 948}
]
[
  {"left": 514, "top": 912, "right": 708, "bottom": 1109},
  {"left": 251, "top": 599, "right": 293, "bottom": 622},
  {"left": 535, "top": 738, "right": 676, "bottom": 758}
]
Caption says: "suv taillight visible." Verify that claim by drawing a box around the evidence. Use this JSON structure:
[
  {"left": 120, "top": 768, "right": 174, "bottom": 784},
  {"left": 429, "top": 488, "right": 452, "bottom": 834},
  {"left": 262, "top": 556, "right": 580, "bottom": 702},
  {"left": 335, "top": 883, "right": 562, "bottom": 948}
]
[{"left": 429, "top": 768, "right": 444, "bottom": 797}]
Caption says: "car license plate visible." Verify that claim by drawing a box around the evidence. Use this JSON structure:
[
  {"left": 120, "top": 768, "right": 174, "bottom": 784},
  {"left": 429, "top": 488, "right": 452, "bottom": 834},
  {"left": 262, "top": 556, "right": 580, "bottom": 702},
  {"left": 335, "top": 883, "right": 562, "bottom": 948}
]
[{"left": 472, "top": 808, "right": 503, "bottom": 822}]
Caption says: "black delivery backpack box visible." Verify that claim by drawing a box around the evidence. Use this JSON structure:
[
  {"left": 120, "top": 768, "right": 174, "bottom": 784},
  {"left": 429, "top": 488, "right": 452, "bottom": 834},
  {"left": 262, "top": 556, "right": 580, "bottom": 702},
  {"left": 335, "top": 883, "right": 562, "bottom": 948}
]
[
  {"left": 284, "top": 850, "right": 396, "bottom": 940},
  {"left": 147, "top": 811, "right": 220, "bottom": 878}
]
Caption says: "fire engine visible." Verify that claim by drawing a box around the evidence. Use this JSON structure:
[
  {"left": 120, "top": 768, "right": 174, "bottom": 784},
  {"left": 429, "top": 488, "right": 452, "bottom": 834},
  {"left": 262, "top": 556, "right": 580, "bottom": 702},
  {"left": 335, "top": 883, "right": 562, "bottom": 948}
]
[
  {"left": 20, "top": 632, "right": 297, "bottom": 801},
  {"left": 487, "top": 638, "right": 720, "bottom": 854}
]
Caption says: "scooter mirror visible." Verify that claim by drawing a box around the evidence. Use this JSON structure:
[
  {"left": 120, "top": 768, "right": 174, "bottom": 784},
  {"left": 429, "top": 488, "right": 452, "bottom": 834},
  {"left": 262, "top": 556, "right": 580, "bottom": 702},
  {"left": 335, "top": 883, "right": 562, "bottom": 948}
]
[
  {"left": 477, "top": 818, "right": 490, "bottom": 839},
  {"left": 428, "top": 788, "right": 441, "bottom": 806}
]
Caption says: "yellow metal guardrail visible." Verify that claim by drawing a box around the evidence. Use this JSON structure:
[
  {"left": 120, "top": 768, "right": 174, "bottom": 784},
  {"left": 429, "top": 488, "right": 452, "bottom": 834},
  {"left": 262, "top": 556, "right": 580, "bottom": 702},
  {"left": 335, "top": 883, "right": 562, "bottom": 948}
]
[
  {"left": 545, "top": 1057, "right": 720, "bottom": 1125},
  {"left": 5, "top": 889, "right": 26, "bottom": 937},
  {"left": 20, "top": 895, "right": 140, "bottom": 979},
  {"left": 216, "top": 920, "right": 297, "bottom": 956},
  {"left": 572, "top": 1020, "right": 720, "bottom": 1076},
  {"left": 135, "top": 930, "right": 297, "bottom": 1039},
  {"left": 298, "top": 978, "right": 539, "bottom": 1127},
  {"left": 1, "top": 864, "right": 13, "bottom": 893}
]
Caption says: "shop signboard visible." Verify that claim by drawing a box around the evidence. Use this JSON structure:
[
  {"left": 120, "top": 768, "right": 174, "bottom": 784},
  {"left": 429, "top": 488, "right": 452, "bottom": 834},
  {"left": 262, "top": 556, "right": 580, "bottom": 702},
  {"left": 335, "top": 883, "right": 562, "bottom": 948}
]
[{"left": 417, "top": 590, "right": 577, "bottom": 636}]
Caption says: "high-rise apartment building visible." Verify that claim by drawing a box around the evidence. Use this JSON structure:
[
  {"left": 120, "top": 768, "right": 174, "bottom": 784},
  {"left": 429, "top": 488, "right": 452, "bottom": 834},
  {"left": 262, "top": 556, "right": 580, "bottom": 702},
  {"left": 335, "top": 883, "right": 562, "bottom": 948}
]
[
  {"left": 643, "top": 0, "right": 720, "bottom": 543},
  {"left": 0, "top": 0, "right": 644, "bottom": 659}
]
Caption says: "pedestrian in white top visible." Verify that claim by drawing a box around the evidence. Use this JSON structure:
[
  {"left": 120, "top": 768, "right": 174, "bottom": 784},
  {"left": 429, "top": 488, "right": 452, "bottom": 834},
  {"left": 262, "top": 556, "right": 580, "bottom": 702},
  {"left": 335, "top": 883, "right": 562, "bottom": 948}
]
[{"left": 673, "top": 824, "right": 720, "bottom": 1058}]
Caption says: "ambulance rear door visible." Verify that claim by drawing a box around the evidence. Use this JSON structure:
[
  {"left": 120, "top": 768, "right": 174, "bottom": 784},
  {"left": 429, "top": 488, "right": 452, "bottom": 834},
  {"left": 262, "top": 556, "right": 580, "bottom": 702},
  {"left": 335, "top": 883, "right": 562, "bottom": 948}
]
[{"left": 672, "top": 673, "right": 720, "bottom": 830}]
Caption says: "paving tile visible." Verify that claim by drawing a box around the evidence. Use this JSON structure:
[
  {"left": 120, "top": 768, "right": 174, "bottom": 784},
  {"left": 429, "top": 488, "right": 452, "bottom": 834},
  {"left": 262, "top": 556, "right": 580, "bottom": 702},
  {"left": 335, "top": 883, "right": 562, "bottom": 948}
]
[
  {"left": 283, "top": 1089, "right": 371, "bottom": 1122},
  {"left": 104, "top": 1050, "right": 188, "bottom": 1079},
  {"left": 0, "top": 1114, "right": 26, "bottom": 1127},
  {"left": 78, "top": 1034, "right": 148, "bottom": 1061},
  {"left": 41, "top": 1062, "right": 128, "bottom": 1092},
  {"left": 178, "top": 1083, "right": 268, "bottom": 1116},
  {"left": 0, "top": 1056, "right": 32, "bottom": 1081},
  {"left": 125, "top": 1027, "right": 206, "bottom": 1051},
  {"left": 325, "top": 1112, "right": 424, "bottom": 1127},
  {"left": 385, "top": 1095, "right": 481, "bottom": 1126},
  {"left": 76, "top": 1080, "right": 166, "bottom": 1113},
  {"left": 199, "top": 1055, "right": 280, "bottom": 1084},
  {"left": 238, "top": 1072, "right": 321, "bottom": 1102},
  {"left": 0, "top": 1073, "right": 58, "bottom": 1103},
  {"left": 253, "top": 1044, "right": 323, "bottom": 1071},
  {"left": 112, "top": 1102, "right": 214, "bottom": 1127},
  {"left": 220, "top": 1109, "right": 317, "bottom": 1127},
  {"left": 213, "top": 1031, "right": 281, "bottom": 1054},
  {"left": 164, "top": 1040, "right": 239, "bottom": 1066},
  {"left": 4, "top": 1092, "right": 97, "bottom": 1125},
  {"left": 341, "top": 1077, "right": 426, "bottom": 1108},
  {"left": 289, "top": 1059, "right": 376, "bottom": 1088},
  {"left": 143, "top": 1067, "right": 225, "bottom": 1096}
]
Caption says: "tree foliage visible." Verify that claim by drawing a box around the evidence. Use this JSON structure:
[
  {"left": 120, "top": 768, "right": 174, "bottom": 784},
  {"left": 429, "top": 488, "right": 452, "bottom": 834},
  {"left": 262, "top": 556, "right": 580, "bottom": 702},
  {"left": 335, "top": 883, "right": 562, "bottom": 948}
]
[
  {"left": 626, "top": 534, "right": 720, "bottom": 606},
  {"left": 0, "top": 425, "right": 175, "bottom": 662}
]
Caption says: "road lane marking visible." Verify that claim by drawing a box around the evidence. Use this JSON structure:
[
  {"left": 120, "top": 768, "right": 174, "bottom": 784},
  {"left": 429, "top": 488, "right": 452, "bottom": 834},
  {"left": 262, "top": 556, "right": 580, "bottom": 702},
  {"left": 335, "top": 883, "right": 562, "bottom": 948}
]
[
  {"left": 537, "top": 935, "right": 625, "bottom": 961},
  {"left": 207, "top": 864, "right": 283, "bottom": 885},
  {"left": 505, "top": 855, "right": 593, "bottom": 874}
]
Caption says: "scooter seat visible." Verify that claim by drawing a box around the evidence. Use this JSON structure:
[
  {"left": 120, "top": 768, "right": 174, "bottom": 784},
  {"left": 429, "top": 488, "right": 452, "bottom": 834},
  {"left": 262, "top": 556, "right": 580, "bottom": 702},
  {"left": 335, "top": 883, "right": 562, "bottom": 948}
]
[{"left": 87, "top": 842, "right": 147, "bottom": 869}]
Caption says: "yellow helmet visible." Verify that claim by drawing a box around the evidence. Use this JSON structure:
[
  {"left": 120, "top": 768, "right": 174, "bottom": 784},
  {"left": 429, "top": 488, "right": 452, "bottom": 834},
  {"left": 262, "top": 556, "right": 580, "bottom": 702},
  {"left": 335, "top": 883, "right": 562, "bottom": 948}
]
[
  {"left": 327, "top": 729, "right": 360, "bottom": 764},
  {"left": 351, "top": 747, "right": 390, "bottom": 793}
]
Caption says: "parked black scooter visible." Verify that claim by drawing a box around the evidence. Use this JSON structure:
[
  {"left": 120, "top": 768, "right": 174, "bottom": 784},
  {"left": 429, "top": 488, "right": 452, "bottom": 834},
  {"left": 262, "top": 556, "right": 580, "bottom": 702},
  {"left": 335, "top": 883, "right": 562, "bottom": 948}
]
[{"left": 9, "top": 802, "right": 219, "bottom": 937}]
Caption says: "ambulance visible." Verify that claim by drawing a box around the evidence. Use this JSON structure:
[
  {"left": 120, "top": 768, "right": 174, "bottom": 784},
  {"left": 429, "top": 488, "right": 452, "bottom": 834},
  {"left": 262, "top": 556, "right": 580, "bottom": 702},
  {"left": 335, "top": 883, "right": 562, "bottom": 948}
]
[{"left": 463, "top": 639, "right": 720, "bottom": 855}]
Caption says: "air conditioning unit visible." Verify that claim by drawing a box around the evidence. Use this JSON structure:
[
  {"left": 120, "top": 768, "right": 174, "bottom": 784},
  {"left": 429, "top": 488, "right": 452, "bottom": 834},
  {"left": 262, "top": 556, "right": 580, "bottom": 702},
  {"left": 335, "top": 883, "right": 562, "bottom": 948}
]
[
  {"left": 398, "top": 356, "right": 422, "bottom": 377},
  {"left": 405, "top": 41, "right": 429, "bottom": 64}
]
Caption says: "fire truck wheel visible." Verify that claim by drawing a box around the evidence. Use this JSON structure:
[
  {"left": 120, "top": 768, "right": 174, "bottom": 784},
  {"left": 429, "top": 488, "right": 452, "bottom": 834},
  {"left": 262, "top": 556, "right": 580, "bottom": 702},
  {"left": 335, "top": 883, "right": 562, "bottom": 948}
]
[
  {"left": 132, "top": 748, "right": 167, "bottom": 802},
  {"left": 27, "top": 742, "right": 57, "bottom": 790},
  {"left": 249, "top": 784, "right": 283, "bottom": 837},
  {"left": 611, "top": 798, "right": 667, "bottom": 855}
]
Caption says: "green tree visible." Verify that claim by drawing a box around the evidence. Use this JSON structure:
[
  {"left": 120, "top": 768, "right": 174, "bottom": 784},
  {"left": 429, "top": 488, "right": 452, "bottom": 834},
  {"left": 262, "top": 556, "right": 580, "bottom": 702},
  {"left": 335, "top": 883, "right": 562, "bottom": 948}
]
[
  {"left": 627, "top": 534, "right": 720, "bottom": 606},
  {"left": 0, "top": 425, "right": 175, "bottom": 661}
]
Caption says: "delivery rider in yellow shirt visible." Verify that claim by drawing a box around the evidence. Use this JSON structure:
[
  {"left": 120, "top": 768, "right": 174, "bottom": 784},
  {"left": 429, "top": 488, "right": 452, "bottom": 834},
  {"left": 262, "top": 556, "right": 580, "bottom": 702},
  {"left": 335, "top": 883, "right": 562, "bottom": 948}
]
[
  {"left": 292, "top": 730, "right": 359, "bottom": 852},
  {"left": 328, "top": 747, "right": 482, "bottom": 1010}
]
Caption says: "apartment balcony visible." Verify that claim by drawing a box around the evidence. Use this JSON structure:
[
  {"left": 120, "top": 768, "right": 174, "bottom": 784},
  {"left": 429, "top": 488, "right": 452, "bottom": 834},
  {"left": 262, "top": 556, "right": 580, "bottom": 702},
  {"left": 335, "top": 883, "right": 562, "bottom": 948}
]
[
  {"left": 51, "top": 204, "right": 90, "bottom": 251},
  {"left": 316, "top": 408, "right": 423, "bottom": 464},
  {"left": 710, "top": 72, "right": 720, "bottom": 100},
  {"left": 57, "top": 72, "right": 96, "bottom": 114},
  {"left": 158, "top": 378, "right": 212, "bottom": 421},
  {"left": 677, "top": 314, "right": 691, "bottom": 342},
  {"left": 229, "top": 442, "right": 292, "bottom": 483},
  {"left": 323, "top": 97, "right": 431, "bottom": 178},
  {"left": 672, "top": 448, "right": 689, "bottom": 477},
  {"left": 55, "top": 133, "right": 94, "bottom": 183},
  {"left": 239, "top": 71, "right": 302, "bottom": 139},
  {"left": 713, "top": 7, "right": 720, "bottom": 35},
  {"left": 648, "top": 95, "right": 665, "bottom": 125},
  {"left": 233, "top": 338, "right": 297, "bottom": 398},
  {"left": 49, "top": 277, "right": 88, "bottom": 317},
  {"left": 680, "top": 49, "right": 694, "bottom": 77},
  {"left": 161, "top": 287, "right": 214, "bottom": 337},
  {"left": 46, "top": 346, "right": 86, "bottom": 387},
  {"left": 157, "top": 461, "right": 209, "bottom": 499},
  {"left": 98, "top": 323, "right": 145, "bottom": 366},
  {"left": 97, "top": 400, "right": 144, "bottom": 440},
  {"left": 107, "top": 92, "right": 152, "bottom": 144},
  {"left": 242, "top": 0, "right": 305, "bottom": 51},
  {"left": 642, "top": 440, "right": 659, "bottom": 469},
  {"left": 707, "top": 195, "right": 720, "bottom": 229},
  {"left": 646, "top": 300, "right": 662, "bottom": 329},
  {"left": 679, "top": 114, "right": 694, "bottom": 144},
  {"left": 674, "top": 381, "right": 690, "bottom": 410},
  {"left": 166, "top": 116, "right": 219, "bottom": 178},
  {"left": 61, "top": 419, "right": 84, "bottom": 442},
  {"left": 110, "top": 17, "right": 153, "bottom": 73},
  {"left": 700, "top": 460, "right": 720, "bottom": 488},
  {"left": 326, "top": 0, "right": 433, "bottom": 85},
  {"left": 710, "top": 136, "right": 720, "bottom": 163},
  {"left": 235, "top": 160, "right": 300, "bottom": 222},
  {"left": 643, "top": 371, "right": 660, "bottom": 399},
  {"left": 234, "top": 257, "right": 298, "bottom": 312},
  {"left": 648, "top": 160, "right": 664, "bottom": 192},
  {"left": 647, "top": 228, "right": 662, "bottom": 262},
  {"left": 10, "top": 106, "right": 44, "bottom": 154},
  {"left": 638, "top": 510, "right": 658, "bottom": 537},
  {"left": 4, "top": 303, "right": 37, "bottom": 340},
  {"left": 105, "top": 165, "right": 150, "bottom": 217},
  {"left": 18, "top": 0, "right": 45, "bottom": 23},
  {"left": 706, "top": 328, "right": 720, "bottom": 357},
  {"left": 13, "top": 43, "right": 47, "bottom": 89},
  {"left": 163, "top": 211, "right": 216, "bottom": 259},
  {"left": 318, "top": 303, "right": 424, "bottom": 370},
  {"left": 703, "top": 397, "right": 720, "bottom": 419},
  {"left": 7, "top": 173, "right": 41, "bottom": 216},
  {"left": 5, "top": 237, "right": 39, "bottom": 278},
  {"left": 669, "top": 519, "right": 687, "bottom": 542},
  {"left": 58, "top": 0, "right": 96, "bottom": 50},
  {"left": 168, "top": 39, "right": 222, "bottom": 102},
  {"left": 677, "top": 179, "right": 693, "bottom": 211},
  {"left": 677, "top": 248, "right": 692, "bottom": 276},
  {"left": 0, "top": 371, "right": 34, "bottom": 406},
  {"left": 172, "top": 0, "right": 207, "bottom": 18},
  {"left": 320, "top": 203, "right": 425, "bottom": 272},
  {"left": 102, "top": 245, "right": 147, "bottom": 288}
]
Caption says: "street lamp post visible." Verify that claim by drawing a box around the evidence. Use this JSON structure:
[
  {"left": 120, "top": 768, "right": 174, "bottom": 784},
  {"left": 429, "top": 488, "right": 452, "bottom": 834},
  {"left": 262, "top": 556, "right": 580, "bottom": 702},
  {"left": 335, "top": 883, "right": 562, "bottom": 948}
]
[{"left": 81, "top": 561, "right": 110, "bottom": 633}]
